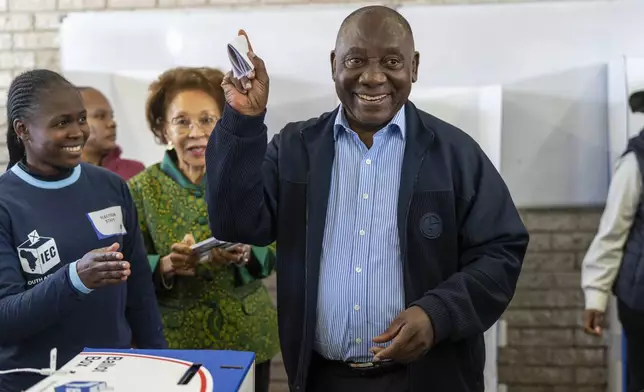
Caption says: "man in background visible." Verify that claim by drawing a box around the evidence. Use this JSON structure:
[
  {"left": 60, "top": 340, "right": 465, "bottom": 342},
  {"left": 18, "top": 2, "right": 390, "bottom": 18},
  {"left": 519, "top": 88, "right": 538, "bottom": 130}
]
[
  {"left": 582, "top": 90, "right": 644, "bottom": 392},
  {"left": 78, "top": 86, "right": 144, "bottom": 180}
]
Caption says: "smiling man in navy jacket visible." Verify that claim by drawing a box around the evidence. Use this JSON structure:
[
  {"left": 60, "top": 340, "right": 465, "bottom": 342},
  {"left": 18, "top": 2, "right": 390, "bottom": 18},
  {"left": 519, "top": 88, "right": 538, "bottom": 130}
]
[{"left": 206, "top": 6, "right": 529, "bottom": 392}]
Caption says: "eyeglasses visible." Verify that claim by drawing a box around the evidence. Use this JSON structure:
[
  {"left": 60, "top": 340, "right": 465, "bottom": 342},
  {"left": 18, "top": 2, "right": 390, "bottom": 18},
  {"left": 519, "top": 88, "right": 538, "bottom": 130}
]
[{"left": 168, "top": 115, "right": 219, "bottom": 135}]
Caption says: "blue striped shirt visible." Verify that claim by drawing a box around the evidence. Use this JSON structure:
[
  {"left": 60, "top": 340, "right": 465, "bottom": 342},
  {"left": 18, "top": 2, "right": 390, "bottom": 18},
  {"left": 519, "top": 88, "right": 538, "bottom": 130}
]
[{"left": 314, "top": 105, "right": 407, "bottom": 362}]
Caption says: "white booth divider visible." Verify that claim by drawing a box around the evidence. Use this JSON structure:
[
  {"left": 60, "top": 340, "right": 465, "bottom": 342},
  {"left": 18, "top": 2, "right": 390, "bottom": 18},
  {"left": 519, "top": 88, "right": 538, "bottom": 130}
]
[
  {"left": 400, "top": 0, "right": 644, "bottom": 208},
  {"left": 409, "top": 86, "right": 502, "bottom": 169},
  {"left": 500, "top": 64, "right": 610, "bottom": 208}
]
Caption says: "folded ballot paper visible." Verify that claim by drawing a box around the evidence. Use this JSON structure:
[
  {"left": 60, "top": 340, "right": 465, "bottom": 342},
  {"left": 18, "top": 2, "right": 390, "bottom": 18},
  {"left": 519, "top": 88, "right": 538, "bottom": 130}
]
[{"left": 227, "top": 35, "right": 255, "bottom": 79}]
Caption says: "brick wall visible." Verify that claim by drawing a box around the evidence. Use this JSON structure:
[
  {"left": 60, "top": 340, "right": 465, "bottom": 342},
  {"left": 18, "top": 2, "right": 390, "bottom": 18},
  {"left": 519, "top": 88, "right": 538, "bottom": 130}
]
[
  {"left": 499, "top": 208, "right": 607, "bottom": 392},
  {"left": 0, "top": 1, "right": 608, "bottom": 392}
]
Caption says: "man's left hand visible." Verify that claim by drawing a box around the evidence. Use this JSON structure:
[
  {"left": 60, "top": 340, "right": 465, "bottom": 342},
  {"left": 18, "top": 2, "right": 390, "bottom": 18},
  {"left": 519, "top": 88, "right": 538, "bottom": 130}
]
[{"left": 370, "top": 306, "right": 434, "bottom": 363}]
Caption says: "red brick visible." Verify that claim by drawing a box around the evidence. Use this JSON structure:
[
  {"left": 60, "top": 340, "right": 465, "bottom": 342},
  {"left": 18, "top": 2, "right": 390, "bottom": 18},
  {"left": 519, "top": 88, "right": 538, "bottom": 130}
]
[
  {"left": 521, "top": 211, "right": 578, "bottom": 232},
  {"left": 107, "top": 0, "right": 155, "bottom": 7},
  {"left": 517, "top": 272, "right": 580, "bottom": 289},
  {"left": 269, "top": 383, "right": 290, "bottom": 392},
  {"left": 509, "top": 289, "right": 583, "bottom": 309},
  {"left": 499, "top": 347, "right": 603, "bottom": 366},
  {"left": 0, "top": 14, "right": 33, "bottom": 31},
  {"left": 522, "top": 252, "right": 576, "bottom": 271},
  {"left": 508, "top": 387, "right": 554, "bottom": 392},
  {"left": 503, "top": 309, "right": 583, "bottom": 327},
  {"left": 9, "top": 0, "right": 55, "bottom": 11},
  {"left": 57, "top": 0, "right": 106, "bottom": 10},
  {"left": 499, "top": 365, "right": 574, "bottom": 384},
  {"left": 575, "top": 367, "right": 607, "bottom": 384},
  {"left": 574, "top": 329, "right": 605, "bottom": 347},
  {"left": 575, "top": 251, "right": 587, "bottom": 269},
  {"left": 576, "top": 210, "right": 603, "bottom": 231},
  {"left": 551, "top": 233, "right": 594, "bottom": 251},
  {"left": 527, "top": 233, "right": 551, "bottom": 252},
  {"left": 507, "top": 328, "right": 574, "bottom": 347}
]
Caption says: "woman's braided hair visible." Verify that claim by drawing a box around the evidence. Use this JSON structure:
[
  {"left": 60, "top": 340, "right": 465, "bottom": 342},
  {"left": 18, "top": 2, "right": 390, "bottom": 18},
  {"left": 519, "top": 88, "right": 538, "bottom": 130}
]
[{"left": 5, "top": 69, "right": 73, "bottom": 171}]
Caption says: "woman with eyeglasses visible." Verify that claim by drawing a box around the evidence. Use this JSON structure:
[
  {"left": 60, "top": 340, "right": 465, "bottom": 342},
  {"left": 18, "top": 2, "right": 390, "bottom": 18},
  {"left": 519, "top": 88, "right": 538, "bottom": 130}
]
[{"left": 128, "top": 67, "right": 279, "bottom": 392}]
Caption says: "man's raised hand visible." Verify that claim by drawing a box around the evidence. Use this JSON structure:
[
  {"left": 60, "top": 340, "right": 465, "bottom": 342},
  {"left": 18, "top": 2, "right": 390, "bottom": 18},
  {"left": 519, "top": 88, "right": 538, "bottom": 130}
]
[{"left": 222, "top": 30, "right": 269, "bottom": 117}]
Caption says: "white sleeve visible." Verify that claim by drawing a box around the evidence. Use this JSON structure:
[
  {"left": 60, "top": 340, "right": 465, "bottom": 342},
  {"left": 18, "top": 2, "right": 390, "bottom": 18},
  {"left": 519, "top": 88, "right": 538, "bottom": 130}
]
[{"left": 581, "top": 152, "right": 642, "bottom": 311}]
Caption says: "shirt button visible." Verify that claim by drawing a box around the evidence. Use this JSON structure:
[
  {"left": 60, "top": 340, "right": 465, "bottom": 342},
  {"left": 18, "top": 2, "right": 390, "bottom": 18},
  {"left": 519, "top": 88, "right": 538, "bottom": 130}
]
[
  {"left": 355, "top": 267, "right": 362, "bottom": 273},
  {"left": 198, "top": 217, "right": 208, "bottom": 225},
  {"left": 365, "top": 159, "right": 372, "bottom": 165},
  {"left": 362, "top": 193, "right": 368, "bottom": 199},
  {"left": 359, "top": 230, "right": 365, "bottom": 236},
  {"left": 194, "top": 191, "right": 203, "bottom": 198},
  {"left": 355, "top": 338, "right": 362, "bottom": 344},
  {"left": 354, "top": 304, "right": 360, "bottom": 311}
]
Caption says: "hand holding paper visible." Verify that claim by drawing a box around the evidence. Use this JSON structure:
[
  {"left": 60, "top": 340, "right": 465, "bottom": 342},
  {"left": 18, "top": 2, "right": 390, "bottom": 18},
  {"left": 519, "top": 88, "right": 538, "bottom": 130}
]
[
  {"left": 227, "top": 35, "right": 255, "bottom": 79},
  {"left": 222, "top": 29, "right": 269, "bottom": 117}
]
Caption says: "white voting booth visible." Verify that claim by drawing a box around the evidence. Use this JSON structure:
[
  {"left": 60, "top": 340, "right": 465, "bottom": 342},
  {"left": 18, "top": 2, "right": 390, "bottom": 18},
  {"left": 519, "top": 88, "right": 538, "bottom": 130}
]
[
  {"left": 25, "top": 349, "right": 255, "bottom": 392},
  {"left": 60, "top": 6, "right": 504, "bottom": 391}
]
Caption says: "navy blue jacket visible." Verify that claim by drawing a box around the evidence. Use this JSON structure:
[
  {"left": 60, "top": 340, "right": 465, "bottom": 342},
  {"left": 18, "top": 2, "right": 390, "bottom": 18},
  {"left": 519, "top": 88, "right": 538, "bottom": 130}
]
[{"left": 206, "top": 102, "right": 529, "bottom": 392}]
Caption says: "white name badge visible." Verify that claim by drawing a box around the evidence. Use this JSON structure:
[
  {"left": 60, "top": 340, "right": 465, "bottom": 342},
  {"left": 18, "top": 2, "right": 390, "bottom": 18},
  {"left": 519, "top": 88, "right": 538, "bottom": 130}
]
[{"left": 87, "top": 206, "right": 127, "bottom": 240}]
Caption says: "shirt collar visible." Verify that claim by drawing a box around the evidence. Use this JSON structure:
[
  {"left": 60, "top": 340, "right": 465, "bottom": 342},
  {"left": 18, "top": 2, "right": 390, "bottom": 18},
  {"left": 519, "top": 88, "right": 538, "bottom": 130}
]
[
  {"left": 160, "top": 150, "right": 206, "bottom": 190},
  {"left": 333, "top": 104, "right": 406, "bottom": 141}
]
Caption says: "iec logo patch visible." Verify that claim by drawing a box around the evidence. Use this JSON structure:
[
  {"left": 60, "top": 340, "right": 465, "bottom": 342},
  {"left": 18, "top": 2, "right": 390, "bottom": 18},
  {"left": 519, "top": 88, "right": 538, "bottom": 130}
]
[
  {"left": 54, "top": 381, "right": 113, "bottom": 392},
  {"left": 419, "top": 213, "right": 442, "bottom": 239},
  {"left": 17, "top": 230, "right": 61, "bottom": 275}
]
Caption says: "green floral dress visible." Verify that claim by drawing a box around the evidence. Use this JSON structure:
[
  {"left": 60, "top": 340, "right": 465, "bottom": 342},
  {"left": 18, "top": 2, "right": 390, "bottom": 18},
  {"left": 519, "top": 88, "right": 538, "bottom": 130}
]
[{"left": 128, "top": 152, "right": 280, "bottom": 363}]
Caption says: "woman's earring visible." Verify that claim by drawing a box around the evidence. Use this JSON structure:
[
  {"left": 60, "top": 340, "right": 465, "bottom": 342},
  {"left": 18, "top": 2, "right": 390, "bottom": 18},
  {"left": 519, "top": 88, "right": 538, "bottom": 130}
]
[{"left": 166, "top": 141, "right": 174, "bottom": 151}]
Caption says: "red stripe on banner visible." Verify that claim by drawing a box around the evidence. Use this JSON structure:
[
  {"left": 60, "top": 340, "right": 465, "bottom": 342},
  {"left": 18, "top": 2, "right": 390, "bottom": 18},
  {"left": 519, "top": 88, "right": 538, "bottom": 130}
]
[{"left": 79, "top": 352, "right": 209, "bottom": 392}]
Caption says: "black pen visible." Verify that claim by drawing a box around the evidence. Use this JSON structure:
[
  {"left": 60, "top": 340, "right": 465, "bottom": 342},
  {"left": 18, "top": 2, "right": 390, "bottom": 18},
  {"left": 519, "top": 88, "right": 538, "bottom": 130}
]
[{"left": 220, "top": 365, "right": 244, "bottom": 369}]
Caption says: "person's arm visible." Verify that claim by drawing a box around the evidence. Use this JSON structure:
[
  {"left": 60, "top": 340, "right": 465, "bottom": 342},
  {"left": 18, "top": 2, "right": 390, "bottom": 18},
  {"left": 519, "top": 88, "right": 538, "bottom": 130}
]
[
  {"left": 120, "top": 182, "right": 168, "bottom": 349},
  {"left": 411, "top": 147, "right": 529, "bottom": 344},
  {"left": 582, "top": 153, "right": 641, "bottom": 311},
  {"left": 0, "top": 208, "right": 88, "bottom": 344},
  {"left": 236, "top": 245, "right": 276, "bottom": 284},
  {"left": 205, "top": 104, "right": 279, "bottom": 246}
]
